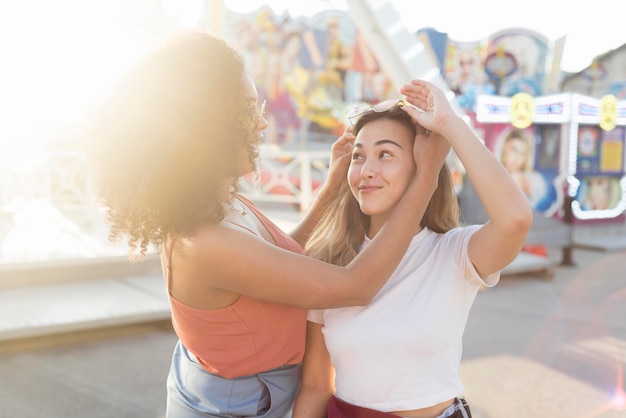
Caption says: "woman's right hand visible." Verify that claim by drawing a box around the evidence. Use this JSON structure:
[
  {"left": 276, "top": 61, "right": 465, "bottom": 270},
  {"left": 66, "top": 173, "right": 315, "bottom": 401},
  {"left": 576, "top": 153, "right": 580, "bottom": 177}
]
[{"left": 318, "top": 127, "right": 355, "bottom": 201}]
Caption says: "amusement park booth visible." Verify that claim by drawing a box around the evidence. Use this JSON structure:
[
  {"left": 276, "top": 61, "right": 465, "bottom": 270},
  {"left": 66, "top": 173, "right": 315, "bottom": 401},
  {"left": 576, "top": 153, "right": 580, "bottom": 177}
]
[{"left": 474, "top": 92, "right": 626, "bottom": 262}]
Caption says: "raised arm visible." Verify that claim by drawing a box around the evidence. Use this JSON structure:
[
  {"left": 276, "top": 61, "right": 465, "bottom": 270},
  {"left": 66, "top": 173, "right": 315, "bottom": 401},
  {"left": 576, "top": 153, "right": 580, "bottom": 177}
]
[
  {"left": 188, "top": 117, "right": 451, "bottom": 309},
  {"left": 400, "top": 79, "right": 533, "bottom": 277},
  {"left": 289, "top": 128, "right": 355, "bottom": 247}
]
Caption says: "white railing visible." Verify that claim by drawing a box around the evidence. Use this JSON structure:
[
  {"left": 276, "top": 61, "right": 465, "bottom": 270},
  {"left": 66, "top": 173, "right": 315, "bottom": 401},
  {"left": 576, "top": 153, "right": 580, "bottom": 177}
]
[
  {"left": 1, "top": 146, "right": 331, "bottom": 218},
  {"left": 0, "top": 150, "right": 92, "bottom": 210},
  {"left": 239, "top": 145, "right": 331, "bottom": 211},
  {"left": 0, "top": 146, "right": 331, "bottom": 265}
]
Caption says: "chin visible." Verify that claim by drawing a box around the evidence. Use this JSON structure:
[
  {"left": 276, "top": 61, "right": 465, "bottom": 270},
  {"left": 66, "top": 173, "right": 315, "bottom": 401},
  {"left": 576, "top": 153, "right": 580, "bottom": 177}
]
[{"left": 358, "top": 204, "right": 377, "bottom": 216}]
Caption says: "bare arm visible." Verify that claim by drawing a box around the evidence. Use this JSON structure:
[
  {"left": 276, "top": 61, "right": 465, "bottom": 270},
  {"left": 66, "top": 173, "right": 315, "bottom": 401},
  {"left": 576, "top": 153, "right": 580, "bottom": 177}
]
[
  {"left": 187, "top": 120, "right": 450, "bottom": 309},
  {"left": 400, "top": 79, "right": 533, "bottom": 277},
  {"left": 292, "top": 322, "right": 335, "bottom": 418},
  {"left": 289, "top": 128, "right": 354, "bottom": 247}
]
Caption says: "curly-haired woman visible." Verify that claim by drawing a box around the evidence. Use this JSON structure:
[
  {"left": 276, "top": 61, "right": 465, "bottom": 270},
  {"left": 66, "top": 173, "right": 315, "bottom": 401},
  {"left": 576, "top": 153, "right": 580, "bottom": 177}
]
[{"left": 88, "top": 31, "right": 450, "bottom": 418}]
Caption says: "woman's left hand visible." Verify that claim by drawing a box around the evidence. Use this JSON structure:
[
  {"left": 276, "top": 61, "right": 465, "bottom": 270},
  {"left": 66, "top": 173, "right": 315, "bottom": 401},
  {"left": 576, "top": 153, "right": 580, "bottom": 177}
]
[{"left": 400, "top": 79, "right": 456, "bottom": 137}]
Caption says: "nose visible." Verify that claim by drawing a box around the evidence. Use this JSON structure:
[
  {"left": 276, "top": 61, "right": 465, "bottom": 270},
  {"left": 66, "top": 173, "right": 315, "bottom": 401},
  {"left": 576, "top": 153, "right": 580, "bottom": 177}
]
[
  {"left": 259, "top": 115, "right": 268, "bottom": 131},
  {"left": 360, "top": 159, "right": 376, "bottom": 179}
]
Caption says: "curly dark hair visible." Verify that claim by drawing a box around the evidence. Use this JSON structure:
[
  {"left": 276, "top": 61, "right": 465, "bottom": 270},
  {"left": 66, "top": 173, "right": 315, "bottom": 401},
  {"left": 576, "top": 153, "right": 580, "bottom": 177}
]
[{"left": 87, "top": 31, "right": 259, "bottom": 257}]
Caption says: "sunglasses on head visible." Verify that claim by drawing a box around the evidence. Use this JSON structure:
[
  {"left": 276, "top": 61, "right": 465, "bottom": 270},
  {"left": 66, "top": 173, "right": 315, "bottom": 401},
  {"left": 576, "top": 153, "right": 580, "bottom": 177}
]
[{"left": 346, "top": 99, "right": 405, "bottom": 125}]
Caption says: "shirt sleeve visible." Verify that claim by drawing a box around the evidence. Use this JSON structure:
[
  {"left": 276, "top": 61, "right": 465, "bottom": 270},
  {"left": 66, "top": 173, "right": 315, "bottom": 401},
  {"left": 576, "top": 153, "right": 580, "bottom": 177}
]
[
  {"left": 443, "top": 225, "right": 500, "bottom": 288},
  {"left": 307, "top": 309, "right": 324, "bottom": 324}
]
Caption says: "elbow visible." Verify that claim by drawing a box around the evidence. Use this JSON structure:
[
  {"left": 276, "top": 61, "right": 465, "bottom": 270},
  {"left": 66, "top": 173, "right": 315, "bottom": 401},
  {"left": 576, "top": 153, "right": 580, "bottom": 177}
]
[{"left": 509, "top": 204, "right": 534, "bottom": 239}]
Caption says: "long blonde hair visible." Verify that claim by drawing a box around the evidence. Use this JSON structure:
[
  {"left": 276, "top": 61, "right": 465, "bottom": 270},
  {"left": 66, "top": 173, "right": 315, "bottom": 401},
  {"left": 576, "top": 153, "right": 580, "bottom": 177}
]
[{"left": 305, "top": 106, "right": 459, "bottom": 266}]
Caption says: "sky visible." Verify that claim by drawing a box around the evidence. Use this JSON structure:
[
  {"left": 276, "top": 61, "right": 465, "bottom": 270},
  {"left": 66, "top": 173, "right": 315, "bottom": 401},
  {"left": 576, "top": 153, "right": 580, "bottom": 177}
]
[{"left": 226, "top": 0, "right": 625, "bottom": 74}]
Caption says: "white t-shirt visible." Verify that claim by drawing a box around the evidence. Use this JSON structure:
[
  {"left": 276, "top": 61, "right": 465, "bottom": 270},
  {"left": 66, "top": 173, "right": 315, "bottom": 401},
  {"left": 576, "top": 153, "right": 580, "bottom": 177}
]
[{"left": 308, "top": 225, "right": 499, "bottom": 412}]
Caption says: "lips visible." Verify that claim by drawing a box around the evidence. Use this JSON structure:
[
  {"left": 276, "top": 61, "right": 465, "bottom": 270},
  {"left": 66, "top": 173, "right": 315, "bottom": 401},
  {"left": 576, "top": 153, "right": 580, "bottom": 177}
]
[{"left": 358, "top": 184, "right": 381, "bottom": 193}]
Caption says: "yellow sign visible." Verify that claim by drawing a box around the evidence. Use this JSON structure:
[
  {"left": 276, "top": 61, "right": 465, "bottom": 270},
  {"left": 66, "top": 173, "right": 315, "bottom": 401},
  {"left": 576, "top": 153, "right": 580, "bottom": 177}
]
[
  {"left": 600, "top": 140, "right": 623, "bottom": 172},
  {"left": 510, "top": 93, "right": 534, "bottom": 129},
  {"left": 599, "top": 94, "right": 617, "bottom": 131}
]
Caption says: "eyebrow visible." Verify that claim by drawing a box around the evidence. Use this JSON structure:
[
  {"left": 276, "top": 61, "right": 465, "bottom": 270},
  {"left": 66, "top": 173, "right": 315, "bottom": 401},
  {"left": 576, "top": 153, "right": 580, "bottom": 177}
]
[{"left": 354, "top": 139, "right": 404, "bottom": 150}]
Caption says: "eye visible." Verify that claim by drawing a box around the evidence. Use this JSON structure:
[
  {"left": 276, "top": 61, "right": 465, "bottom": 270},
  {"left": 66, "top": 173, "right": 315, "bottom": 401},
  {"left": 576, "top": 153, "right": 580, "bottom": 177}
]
[
  {"left": 351, "top": 151, "right": 363, "bottom": 160},
  {"left": 379, "top": 150, "right": 393, "bottom": 158}
]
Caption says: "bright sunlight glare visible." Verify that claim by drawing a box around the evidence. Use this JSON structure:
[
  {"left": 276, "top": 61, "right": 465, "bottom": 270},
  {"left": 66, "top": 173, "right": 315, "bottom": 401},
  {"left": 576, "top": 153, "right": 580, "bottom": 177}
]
[
  {"left": 0, "top": 0, "right": 149, "bottom": 150},
  {"left": 1, "top": 0, "right": 622, "bottom": 152}
]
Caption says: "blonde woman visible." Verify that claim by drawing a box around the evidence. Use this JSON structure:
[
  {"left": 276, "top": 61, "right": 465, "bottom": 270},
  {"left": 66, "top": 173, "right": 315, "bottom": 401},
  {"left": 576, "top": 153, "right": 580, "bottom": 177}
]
[{"left": 293, "top": 80, "right": 532, "bottom": 418}]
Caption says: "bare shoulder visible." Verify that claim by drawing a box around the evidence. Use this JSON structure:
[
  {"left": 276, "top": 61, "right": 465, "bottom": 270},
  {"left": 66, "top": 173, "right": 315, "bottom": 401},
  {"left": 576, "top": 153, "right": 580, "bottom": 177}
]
[
  {"left": 182, "top": 221, "right": 265, "bottom": 260},
  {"left": 186, "top": 221, "right": 299, "bottom": 280},
  {"left": 169, "top": 223, "right": 265, "bottom": 308}
]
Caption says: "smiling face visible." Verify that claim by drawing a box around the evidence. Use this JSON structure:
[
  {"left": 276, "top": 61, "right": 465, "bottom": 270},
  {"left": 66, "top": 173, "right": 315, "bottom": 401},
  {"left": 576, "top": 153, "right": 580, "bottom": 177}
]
[{"left": 348, "top": 117, "right": 416, "bottom": 236}]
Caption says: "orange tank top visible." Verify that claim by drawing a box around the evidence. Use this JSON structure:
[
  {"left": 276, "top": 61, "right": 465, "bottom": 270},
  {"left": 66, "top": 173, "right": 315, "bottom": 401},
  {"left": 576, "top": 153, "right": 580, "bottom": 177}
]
[{"left": 166, "top": 195, "right": 306, "bottom": 378}]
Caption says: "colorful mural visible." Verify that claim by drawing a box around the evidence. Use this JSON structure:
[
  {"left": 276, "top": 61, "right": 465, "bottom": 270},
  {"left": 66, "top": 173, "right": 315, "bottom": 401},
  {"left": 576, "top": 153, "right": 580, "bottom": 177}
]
[
  {"left": 221, "top": 7, "right": 394, "bottom": 147},
  {"left": 485, "top": 30, "right": 550, "bottom": 97},
  {"left": 444, "top": 39, "right": 495, "bottom": 110},
  {"left": 421, "top": 27, "right": 564, "bottom": 112}
]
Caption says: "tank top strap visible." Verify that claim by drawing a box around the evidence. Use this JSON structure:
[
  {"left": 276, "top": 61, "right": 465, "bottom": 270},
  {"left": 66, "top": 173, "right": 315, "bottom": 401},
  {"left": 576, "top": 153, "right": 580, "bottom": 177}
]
[
  {"left": 222, "top": 219, "right": 259, "bottom": 236},
  {"left": 166, "top": 234, "right": 179, "bottom": 293}
]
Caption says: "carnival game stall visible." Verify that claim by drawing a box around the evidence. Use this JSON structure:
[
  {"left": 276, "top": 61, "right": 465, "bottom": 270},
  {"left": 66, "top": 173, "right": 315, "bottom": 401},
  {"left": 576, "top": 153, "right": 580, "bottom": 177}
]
[
  {"left": 476, "top": 92, "right": 626, "bottom": 256},
  {"left": 567, "top": 94, "right": 626, "bottom": 223}
]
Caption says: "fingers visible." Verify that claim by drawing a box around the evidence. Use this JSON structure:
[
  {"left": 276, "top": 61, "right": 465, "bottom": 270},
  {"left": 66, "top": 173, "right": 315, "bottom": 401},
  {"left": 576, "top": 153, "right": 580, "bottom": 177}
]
[
  {"left": 334, "top": 127, "right": 355, "bottom": 144},
  {"left": 340, "top": 128, "right": 355, "bottom": 150},
  {"left": 402, "top": 96, "right": 420, "bottom": 108},
  {"left": 331, "top": 126, "right": 356, "bottom": 157},
  {"left": 400, "top": 81, "right": 429, "bottom": 97}
]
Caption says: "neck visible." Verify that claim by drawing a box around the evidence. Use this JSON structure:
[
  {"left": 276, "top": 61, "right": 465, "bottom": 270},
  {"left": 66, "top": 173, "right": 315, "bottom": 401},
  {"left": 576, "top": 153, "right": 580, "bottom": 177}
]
[{"left": 367, "top": 214, "right": 422, "bottom": 239}]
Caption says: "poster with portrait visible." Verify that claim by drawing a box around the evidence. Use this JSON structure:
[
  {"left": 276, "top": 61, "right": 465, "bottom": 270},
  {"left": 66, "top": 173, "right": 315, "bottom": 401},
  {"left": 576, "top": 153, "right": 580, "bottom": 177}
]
[
  {"left": 573, "top": 124, "right": 625, "bottom": 216},
  {"left": 576, "top": 175, "right": 623, "bottom": 211},
  {"left": 443, "top": 40, "right": 495, "bottom": 110},
  {"left": 486, "top": 124, "right": 556, "bottom": 212}
]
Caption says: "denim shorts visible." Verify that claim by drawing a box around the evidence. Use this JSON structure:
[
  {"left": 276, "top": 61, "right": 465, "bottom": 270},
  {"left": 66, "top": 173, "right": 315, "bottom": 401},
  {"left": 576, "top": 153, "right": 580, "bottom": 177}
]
[{"left": 166, "top": 340, "right": 302, "bottom": 417}]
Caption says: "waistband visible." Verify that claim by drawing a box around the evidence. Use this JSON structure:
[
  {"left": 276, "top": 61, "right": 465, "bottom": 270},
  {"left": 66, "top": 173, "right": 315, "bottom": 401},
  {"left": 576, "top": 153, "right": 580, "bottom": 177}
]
[{"left": 327, "top": 396, "right": 471, "bottom": 418}]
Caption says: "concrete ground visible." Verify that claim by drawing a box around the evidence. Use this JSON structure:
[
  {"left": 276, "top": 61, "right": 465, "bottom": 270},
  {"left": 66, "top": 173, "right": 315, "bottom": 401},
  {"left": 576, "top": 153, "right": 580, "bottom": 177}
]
[{"left": 1, "top": 245, "right": 625, "bottom": 418}]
